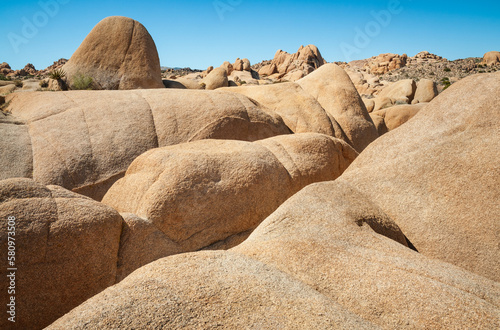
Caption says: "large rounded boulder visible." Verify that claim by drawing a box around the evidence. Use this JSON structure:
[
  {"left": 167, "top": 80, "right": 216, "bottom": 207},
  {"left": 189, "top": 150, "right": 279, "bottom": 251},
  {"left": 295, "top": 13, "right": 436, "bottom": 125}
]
[
  {"left": 297, "top": 64, "right": 379, "bottom": 152},
  {"left": 62, "top": 16, "right": 164, "bottom": 90},
  {"left": 3, "top": 89, "right": 290, "bottom": 200},
  {"left": 103, "top": 133, "right": 357, "bottom": 280},
  {"left": 340, "top": 71, "right": 500, "bottom": 281},
  {"left": 0, "top": 178, "right": 123, "bottom": 329}
]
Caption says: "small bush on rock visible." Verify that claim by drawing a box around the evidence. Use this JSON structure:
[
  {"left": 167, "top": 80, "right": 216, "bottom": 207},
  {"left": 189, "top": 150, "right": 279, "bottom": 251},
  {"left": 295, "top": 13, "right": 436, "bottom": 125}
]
[{"left": 71, "top": 73, "right": 94, "bottom": 90}]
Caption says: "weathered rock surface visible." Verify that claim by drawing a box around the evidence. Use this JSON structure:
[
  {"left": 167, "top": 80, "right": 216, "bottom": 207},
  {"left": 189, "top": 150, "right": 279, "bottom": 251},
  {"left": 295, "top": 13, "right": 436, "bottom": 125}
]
[
  {"left": 49, "top": 251, "right": 374, "bottom": 329},
  {"left": 258, "top": 45, "right": 325, "bottom": 79},
  {"left": 202, "top": 67, "right": 229, "bottom": 90},
  {"left": 364, "top": 53, "right": 408, "bottom": 75},
  {"left": 412, "top": 78, "right": 438, "bottom": 104},
  {"left": 376, "top": 79, "right": 417, "bottom": 104},
  {"left": 220, "top": 82, "right": 338, "bottom": 136},
  {"left": 371, "top": 103, "right": 426, "bottom": 132},
  {"left": 233, "top": 181, "right": 500, "bottom": 328},
  {"left": 0, "top": 178, "right": 123, "bottom": 330},
  {"left": 341, "top": 71, "right": 500, "bottom": 281},
  {"left": 3, "top": 89, "right": 290, "bottom": 200},
  {"left": 62, "top": 16, "right": 164, "bottom": 90},
  {"left": 298, "top": 64, "right": 379, "bottom": 152},
  {"left": 482, "top": 51, "right": 500, "bottom": 66},
  {"left": 103, "top": 133, "right": 357, "bottom": 279},
  {"left": 48, "top": 180, "right": 500, "bottom": 329}
]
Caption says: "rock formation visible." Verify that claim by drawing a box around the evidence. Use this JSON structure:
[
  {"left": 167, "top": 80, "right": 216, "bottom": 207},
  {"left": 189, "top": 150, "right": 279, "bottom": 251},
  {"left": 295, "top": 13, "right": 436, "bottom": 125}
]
[
  {"left": 341, "top": 71, "right": 500, "bottom": 282},
  {"left": 45, "top": 72, "right": 500, "bottom": 330},
  {"left": 62, "top": 16, "right": 164, "bottom": 90},
  {"left": 0, "top": 178, "right": 123, "bottom": 329},
  {"left": 2, "top": 90, "right": 290, "bottom": 200},
  {"left": 258, "top": 45, "right": 325, "bottom": 81},
  {"left": 482, "top": 51, "right": 500, "bottom": 66},
  {"left": 104, "top": 133, "right": 357, "bottom": 280},
  {"left": 297, "top": 64, "right": 379, "bottom": 152}
]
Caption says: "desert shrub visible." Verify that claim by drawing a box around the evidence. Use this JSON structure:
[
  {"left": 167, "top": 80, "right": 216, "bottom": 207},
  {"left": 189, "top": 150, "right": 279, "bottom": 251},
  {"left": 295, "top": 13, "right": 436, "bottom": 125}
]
[
  {"left": 49, "top": 69, "right": 66, "bottom": 80},
  {"left": 443, "top": 67, "right": 451, "bottom": 72},
  {"left": 240, "top": 81, "right": 247, "bottom": 85},
  {"left": 441, "top": 77, "right": 451, "bottom": 90},
  {"left": 395, "top": 100, "right": 408, "bottom": 105},
  {"left": 0, "top": 74, "right": 10, "bottom": 81},
  {"left": 71, "top": 73, "right": 94, "bottom": 90},
  {"left": 14, "top": 80, "right": 23, "bottom": 88},
  {"left": 199, "top": 82, "right": 206, "bottom": 89},
  {"left": 39, "top": 80, "right": 49, "bottom": 88}
]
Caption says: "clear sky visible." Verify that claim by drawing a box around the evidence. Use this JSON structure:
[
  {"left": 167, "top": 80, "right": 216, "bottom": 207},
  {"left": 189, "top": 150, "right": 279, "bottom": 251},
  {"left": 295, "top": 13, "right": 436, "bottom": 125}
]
[{"left": 1, "top": 0, "right": 499, "bottom": 70}]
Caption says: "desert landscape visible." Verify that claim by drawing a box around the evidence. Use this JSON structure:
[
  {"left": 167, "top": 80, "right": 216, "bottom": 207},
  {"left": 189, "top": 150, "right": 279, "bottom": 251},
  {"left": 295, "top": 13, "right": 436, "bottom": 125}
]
[{"left": 0, "top": 3, "right": 499, "bottom": 329}]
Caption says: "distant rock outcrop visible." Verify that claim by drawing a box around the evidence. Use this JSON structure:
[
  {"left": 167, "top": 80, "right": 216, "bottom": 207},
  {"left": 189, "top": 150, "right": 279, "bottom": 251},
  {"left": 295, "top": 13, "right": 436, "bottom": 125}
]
[
  {"left": 482, "top": 51, "right": 500, "bottom": 66},
  {"left": 62, "top": 16, "right": 164, "bottom": 90},
  {"left": 258, "top": 45, "right": 326, "bottom": 81}
]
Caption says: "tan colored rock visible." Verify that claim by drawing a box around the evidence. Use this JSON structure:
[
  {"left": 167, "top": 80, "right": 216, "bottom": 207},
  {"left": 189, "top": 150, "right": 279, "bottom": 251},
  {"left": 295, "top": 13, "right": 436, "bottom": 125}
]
[
  {"left": 4, "top": 90, "right": 290, "bottom": 200},
  {"left": 228, "top": 70, "right": 259, "bottom": 86},
  {"left": 267, "top": 45, "right": 325, "bottom": 76},
  {"left": 21, "top": 79, "right": 40, "bottom": 91},
  {"left": 0, "top": 122, "right": 32, "bottom": 180},
  {"left": 365, "top": 53, "right": 407, "bottom": 74},
  {"left": 341, "top": 72, "right": 500, "bottom": 282},
  {"left": 0, "top": 178, "right": 123, "bottom": 329},
  {"left": 412, "top": 78, "right": 437, "bottom": 104},
  {"left": 0, "top": 84, "right": 16, "bottom": 95},
  {"left": 369, "top": 113, "right": 387, "bottom": 136},
  {"left": 298, "top": 63, "right": 379, "bottom": 152},
  {"left": 372, "top": 103, "right": 426, "bottom": 131},
  {"left": 48, "top": 251, "right": 373, "bottom": 329},
  {"left": 102, "top": 133, "right": 357, "bottom": 261},
  {"left": 201, "top": 65, "right": 214, "bottom": 78},
  {"left": 482, "top": 51, "right": 500, "bottom": 66},
  {"left": 233, "top": 180, "right": 500, "bottom": 328},
  {"left": 115, "top": 213, "right": 183, "bottom": 282},
  {"left": 372, "top": 96, "right": 394, "bottom": 112},
  {"left": 283, "top": 69, "right": 305, "bottom": 82},
  {"left": 203, "top": 67, "right": 229, "bottom": 90},
  {"left": 163, "top": 77, "right": 204, "bottom": 89},
  {"left": 221, "top": 82, "right": 338, "bottom": 136},
  {"left": 232, "top": 58, "right": 243, "bottom": 71},
  {"left": 377, "top": 79, "right": 417, "bottom": 104},
  {"left": 242, "top": 58, "right": 251, "bottom": 71},
  {"left": 258, "top": 63, "right": 277, "bottom": 76},
  {"left": 362, "top": 98, "right": 375, "bottom": 112},
  {"left": 62, "top": 16, "right": 164, "bottom": 90},
  {"left": 48, "top": 78, "right": 65, "bottom": 91},
  {"left": 49, "top": 180, "right": 500, "bottom": 329},
  {"left": 220, "top": 61, "right": 234, "bottom": 75}
]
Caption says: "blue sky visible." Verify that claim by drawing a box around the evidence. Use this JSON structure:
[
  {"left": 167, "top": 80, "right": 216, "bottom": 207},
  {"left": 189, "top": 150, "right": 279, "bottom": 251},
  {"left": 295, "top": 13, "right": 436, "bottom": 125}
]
[{"left": 1, "top": 0, "right": 499, "bottom": 70}]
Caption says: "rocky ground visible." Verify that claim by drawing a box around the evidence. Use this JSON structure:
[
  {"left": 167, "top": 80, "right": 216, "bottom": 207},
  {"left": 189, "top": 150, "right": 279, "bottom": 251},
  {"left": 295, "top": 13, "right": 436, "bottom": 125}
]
[{"left": 0, "top": 15, "right": 499, "bottom": 330}]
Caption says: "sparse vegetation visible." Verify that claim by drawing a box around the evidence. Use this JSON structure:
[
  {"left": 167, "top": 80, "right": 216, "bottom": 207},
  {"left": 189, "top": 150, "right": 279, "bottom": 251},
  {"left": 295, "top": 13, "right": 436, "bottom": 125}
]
[
  {"left": 49, "top": 68, "right": 66, "bottom": 80},
  {"left": 443, "top": 67, "right": 451, "bottom": 72},
  {"left": 39, "top": 80, "right": 49, "bottom": 88},
  {"left": 71, "top": 73, "right": 94, "bottom": 90},
  {"left": 199, "top": 82, "right": 206, "bottom": 89},
  {"left": 240, "top": 81, "right": 247, "bottom": 85},
  {"left": 0, "top": 74, "right": 10, "bottom": 81},
  {"left": 14, "top": 80, "right": 23, "bottom": 88},
  {"left": 441, "top": 77, "right": 451, "bottom": 90}
]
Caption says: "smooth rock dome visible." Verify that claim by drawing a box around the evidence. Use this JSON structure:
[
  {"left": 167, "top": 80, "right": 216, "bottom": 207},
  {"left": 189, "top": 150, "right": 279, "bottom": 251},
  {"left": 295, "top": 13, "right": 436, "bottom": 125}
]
[{"left": 63, "top": 16, "right": 164, "bottom": 90}]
